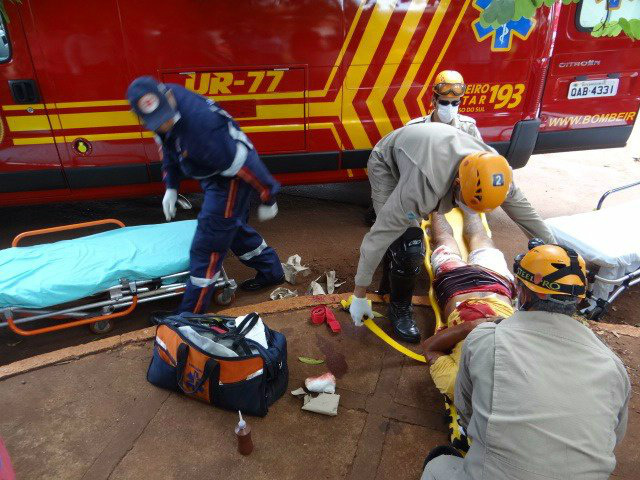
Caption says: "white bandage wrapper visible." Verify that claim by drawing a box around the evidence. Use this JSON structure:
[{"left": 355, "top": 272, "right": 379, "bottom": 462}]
[{"left": 305, "top": 372, "right": 337, "bottom": 394}]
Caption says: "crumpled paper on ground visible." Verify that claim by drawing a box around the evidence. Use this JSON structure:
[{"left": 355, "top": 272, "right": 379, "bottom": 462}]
[
  {"left": 270, "top": 286, "right": 298, "bottom": 300},
  {"left": 291, "top": 388, "right": 340, "bottom": 416},
  {"left": 307, "top": 270, "right": 345, "bottom": 295},
  {"left": 282, "top": 255, "right": 311, "bottom": 284}
]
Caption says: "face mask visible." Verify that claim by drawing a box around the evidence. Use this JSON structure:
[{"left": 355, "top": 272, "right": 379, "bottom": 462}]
[{"left": 436, "top": 103, "right": 458, "bottom": 124}]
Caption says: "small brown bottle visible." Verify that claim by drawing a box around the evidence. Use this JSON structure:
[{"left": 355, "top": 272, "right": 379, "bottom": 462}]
[{"left": 235, "top": 410, "right": 253, "bottom": 455}]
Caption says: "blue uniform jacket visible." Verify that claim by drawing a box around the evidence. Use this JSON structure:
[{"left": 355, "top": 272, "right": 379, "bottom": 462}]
[{"left": 157, "top": 85, "right": 279, "bottom": 205}]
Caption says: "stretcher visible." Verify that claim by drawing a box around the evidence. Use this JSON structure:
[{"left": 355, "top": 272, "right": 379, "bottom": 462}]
[
  {"left": 545, "top": 181, "right": 640, "bottom": 320},
  {"left": 0, "top": 219, "right": 237, "bottom": 336},
  {"left": 422, "top": 209, "right": 491, "bottom": 455}
]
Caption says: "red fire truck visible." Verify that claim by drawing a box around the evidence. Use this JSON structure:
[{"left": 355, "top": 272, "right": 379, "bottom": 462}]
[{"left": 0, "top": 0, "right": 638, "bottom": 206}]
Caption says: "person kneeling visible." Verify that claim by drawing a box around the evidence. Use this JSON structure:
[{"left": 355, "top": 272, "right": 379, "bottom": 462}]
[{"left": 422, "top": 240, "right": 631, "bottom": 480}]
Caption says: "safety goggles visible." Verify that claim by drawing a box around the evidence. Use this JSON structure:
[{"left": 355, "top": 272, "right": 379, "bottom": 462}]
[
  {"left": 437, "top": 99, "right": 460, "bottom": 107},
  {"left": 434, "top": 82, "right": 466, "bottom": 96}
]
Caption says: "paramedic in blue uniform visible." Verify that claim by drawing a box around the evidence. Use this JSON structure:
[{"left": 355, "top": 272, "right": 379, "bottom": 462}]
[{"left": 127, "top": 76, "right": 285, "bottom": 313}]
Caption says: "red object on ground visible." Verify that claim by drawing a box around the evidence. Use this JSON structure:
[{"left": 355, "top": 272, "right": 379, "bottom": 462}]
[
  {"left": 324, "top": 308, "right": 341, "bottom": 333},
  {"left": 310, "top": 306, "right": 341, "bottom": 333},
  {"left": 311, "top": 306, "right": 326, "bottom": 325},
  {"left": 0, "top": 437, "right": 16, "bottom": 480}
]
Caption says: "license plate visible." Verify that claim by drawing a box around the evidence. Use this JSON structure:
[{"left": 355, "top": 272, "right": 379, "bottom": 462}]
[{"left": 568, "top": 79, "right": 619, "bottom": 99}]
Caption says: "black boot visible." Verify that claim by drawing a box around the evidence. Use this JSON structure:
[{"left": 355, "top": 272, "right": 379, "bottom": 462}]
[
  {"left": 375, "top": 254, "right": 390, "bottom": 296},
  {"left": 388, "top": 271, "right": 421, "bottom": 343}
]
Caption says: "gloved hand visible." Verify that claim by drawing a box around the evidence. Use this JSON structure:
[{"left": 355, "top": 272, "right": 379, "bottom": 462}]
[
  {"left": 162, "top": 188, "right": 178, "bottom": 222},
  {"left": 349, "top": 295, "right": 373, "bottom": 326},
  {"left": 257, "top": 202, "right": 278, "bottom": 221}
]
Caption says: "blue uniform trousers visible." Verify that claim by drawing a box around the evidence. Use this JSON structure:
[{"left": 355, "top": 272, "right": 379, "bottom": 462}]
[{"left": 178, "top": 176, "right": 283, "bottom": 313}]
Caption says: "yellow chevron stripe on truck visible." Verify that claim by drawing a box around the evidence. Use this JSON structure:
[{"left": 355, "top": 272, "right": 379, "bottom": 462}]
[
  {"left": 341, "top": 0, "right": 398, "bottom": 149},
  {"left": 394, "top": 0, "right": 451, "bottom": 124},
  {"left": 366, "top": 0, "right": 429, "bottom": 137},
  {"left": 416, "top": 0, "right": 472, "bottom": 116}
]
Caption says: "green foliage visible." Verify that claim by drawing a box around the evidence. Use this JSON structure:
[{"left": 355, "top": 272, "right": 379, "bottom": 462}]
[
  {"left": 592, "top": 20, "right": 623, "bottom": 38},
  {"left": 479, "top": 0, "right": 637, "bottom": 41}
]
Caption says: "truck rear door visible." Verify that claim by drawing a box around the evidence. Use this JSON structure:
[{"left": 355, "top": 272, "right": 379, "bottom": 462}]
[
  {"left": 20, "top": 0, "right": 151, "bottom": 191},
  {"left": 0, "top": 2, "right": 66, "bottom": 204},
  {"left": 535, "top": 1, "right": 640, "bottom": 153}
]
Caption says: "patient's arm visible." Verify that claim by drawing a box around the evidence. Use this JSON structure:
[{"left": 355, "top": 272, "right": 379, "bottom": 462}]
[{"left": 421, "top": 319, "right": 485, "bottom": 365}]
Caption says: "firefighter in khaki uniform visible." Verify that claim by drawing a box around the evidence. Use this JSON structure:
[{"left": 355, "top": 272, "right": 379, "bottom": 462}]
[
  {"left": 422, "top": 244, "right": 630, "bottom": 480},
  {"left": 407, "top": 70, "right": 482, "bottom": 140},
  {"left": 348, "top": 123, "right": 555, "bottom": 343}
]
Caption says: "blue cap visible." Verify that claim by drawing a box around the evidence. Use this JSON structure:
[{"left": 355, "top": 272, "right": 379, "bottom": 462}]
[{"left": 126, "top": 76, "right": 176, "bottom": 132}]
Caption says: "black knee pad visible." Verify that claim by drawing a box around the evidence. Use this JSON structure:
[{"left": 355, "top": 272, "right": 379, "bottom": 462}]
[{"left": 388, "top": 227, "right": 426, "bottom": 276}]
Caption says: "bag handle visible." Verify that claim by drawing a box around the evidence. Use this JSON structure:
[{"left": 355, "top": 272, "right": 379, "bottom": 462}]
[
  {"left": 176, "top": 343, "right": 218, "bottom": 395},
  {"left": 233, "top": 312, "right": 260, "bottom": 338},
  {"left": 231, "top": 313, "right": 261, "bottom": 353}
]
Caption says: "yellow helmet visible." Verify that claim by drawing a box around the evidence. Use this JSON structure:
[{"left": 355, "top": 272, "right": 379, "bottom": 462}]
[
  {"left": 458, "top": 152, "right": 512, "bottom": 213},
  {"left": 514, "top": 244, "right": 587, "bottom": 298},
  {"left": 433, "top": 70, "right": 466, "bottom": 97}
]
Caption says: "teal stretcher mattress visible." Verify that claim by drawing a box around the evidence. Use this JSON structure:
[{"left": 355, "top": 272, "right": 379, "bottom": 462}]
[{"left": 0, "top": 220, "right": 196, "bottom": 309}]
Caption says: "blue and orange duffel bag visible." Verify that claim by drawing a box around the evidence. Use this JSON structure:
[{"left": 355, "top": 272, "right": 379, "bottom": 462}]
[{"left": 147, "top": 312, "right": 288, "bottom": 417}]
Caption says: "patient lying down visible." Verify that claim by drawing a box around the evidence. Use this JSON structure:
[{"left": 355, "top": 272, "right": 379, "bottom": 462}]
[{"left": 421, "top": 212, "right": 515, "bottom": 401}]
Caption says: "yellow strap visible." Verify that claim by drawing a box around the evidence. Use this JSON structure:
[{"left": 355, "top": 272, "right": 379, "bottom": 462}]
[
  {"left": 340, "top": 297, "right": 427, "bottom": 363},
  {"left": 363, "top": 318, "right": 427, "bottom": 363}
]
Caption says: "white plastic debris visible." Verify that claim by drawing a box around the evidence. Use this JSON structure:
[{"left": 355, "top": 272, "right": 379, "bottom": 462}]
[
  {"left": 306, "top": 271, "right": 345, "bottom": 295},
  {"left": 270, "top": 287, "right": 298, "bottom": 300},
  {"left": 281, "top": 255, "right": 311, "bottom": 284}
]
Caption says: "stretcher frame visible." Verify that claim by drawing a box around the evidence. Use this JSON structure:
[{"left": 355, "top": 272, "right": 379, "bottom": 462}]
[
  {"left": 582, "top": 180, "right": 640, "bottom": 320},
  {"left": 0, "top": 219, "right": 237, "bottom": 336}
]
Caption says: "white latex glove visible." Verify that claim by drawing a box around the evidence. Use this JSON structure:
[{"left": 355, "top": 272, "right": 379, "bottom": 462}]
[
  {"left": 257, "top": 202, "right": 278, "bottom": 221},
  {"left": 349, "top": 296, "right": 373, "bottom": 327},
  {"left": 162, "top": 188, "right": 178, "bottom": 222}
]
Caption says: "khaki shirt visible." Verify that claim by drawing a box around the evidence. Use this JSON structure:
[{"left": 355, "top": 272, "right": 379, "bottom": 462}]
[
  {"left": 423, "top": 311, "right": 630, "bottom": 480},
  {"left": 406, "top": 112, "right": 483, "bottom": 140},
  {"left": 355, "top": 122, "right": 555, "bottom": 287}
]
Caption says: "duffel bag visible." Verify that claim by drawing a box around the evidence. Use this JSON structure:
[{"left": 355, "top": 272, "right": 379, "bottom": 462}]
[{"left": 147, "top": 312, "right": 288, "bottom": 417}]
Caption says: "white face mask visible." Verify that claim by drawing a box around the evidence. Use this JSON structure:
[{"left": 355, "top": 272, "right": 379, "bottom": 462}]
[{"left": 436, "top": 103, "right": 458, "bottom": 124}]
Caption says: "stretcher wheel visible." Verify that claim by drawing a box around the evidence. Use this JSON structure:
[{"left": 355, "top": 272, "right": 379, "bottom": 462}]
[
  {"left": 89, "top": 319, "right": 114, "bottom": 334},
  {"left": 586, "top": 306, "right": 605, "bottom": 321},
  {"left": 214, "top": 288, "right": 235, "bottom": 306}
]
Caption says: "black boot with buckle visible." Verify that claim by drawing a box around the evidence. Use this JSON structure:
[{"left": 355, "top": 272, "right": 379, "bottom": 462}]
[{"left": 388, "top": 270, "right": 421, "bottom": 343}]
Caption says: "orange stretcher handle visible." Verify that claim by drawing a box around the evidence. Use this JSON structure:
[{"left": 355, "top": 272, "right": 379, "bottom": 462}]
[
  {"left": 7, "top": 297, "right": 138, "bottom": 336},
  {"left": 12, "top": 218, "right": 125, "bottom": 247}
]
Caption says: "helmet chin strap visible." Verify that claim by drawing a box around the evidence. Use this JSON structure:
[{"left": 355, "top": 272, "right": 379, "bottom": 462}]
[{"left": 519, "top": 290, "right": 577, "bottom": 311}]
